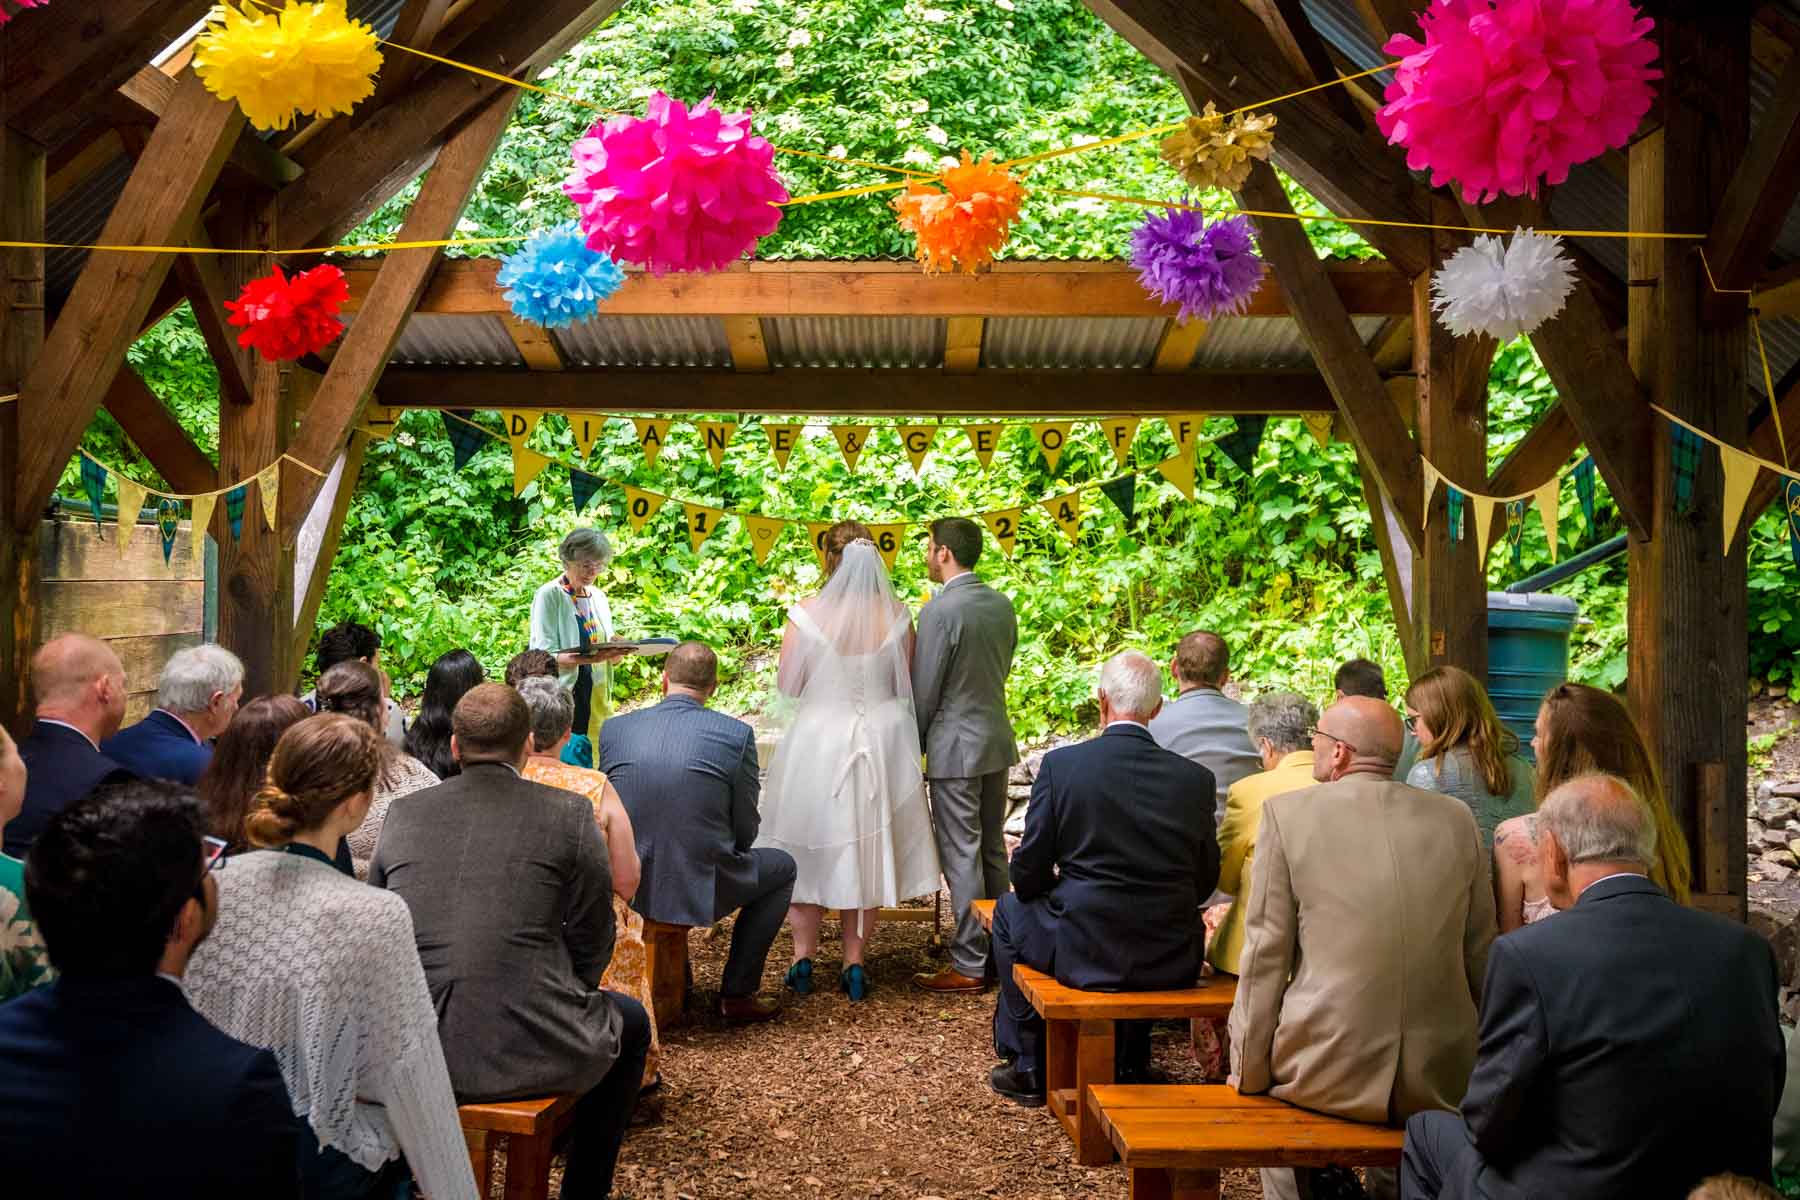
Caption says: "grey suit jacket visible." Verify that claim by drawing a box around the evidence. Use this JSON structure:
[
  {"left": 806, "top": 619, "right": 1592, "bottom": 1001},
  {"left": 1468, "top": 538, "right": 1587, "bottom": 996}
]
[
  {"left": 370, "top": 762, "right": 621, "bottom": 1102},
  {"left": 1146, "top": 687, "right": 1262, "bottom": 825},
  {"left": 598, "top": 695, "right": 762, "bottom": 928},
  {"left": 912, "top": 572, "right": 1018, "bottom": 780}
]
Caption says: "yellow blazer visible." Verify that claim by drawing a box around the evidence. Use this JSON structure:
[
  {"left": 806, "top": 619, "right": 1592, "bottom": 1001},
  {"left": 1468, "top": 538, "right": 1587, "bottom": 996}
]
[{"left": 1207, "top": 749, "right": 1315, "bottom": 975}]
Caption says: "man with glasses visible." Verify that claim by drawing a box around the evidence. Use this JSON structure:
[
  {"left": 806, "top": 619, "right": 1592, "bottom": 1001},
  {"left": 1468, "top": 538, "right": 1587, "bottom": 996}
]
[
  {"left": 0, "top": 780, "right": 301, "bottom": 1198},
  {"left": 1227, "top": 697, "right": 1496, "bottom": 1200}
]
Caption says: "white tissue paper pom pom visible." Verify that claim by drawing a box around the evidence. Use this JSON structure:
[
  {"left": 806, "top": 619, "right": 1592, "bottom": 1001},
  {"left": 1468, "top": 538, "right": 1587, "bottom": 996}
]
[{"left": 1430, "top": 227, "right": 1577, "bottom": 340}]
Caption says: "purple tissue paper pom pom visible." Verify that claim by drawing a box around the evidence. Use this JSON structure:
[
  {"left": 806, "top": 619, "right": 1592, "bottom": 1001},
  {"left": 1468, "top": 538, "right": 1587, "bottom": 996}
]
[{"left": 1129, "top": 209, "right": 1265, "bottom": 323}]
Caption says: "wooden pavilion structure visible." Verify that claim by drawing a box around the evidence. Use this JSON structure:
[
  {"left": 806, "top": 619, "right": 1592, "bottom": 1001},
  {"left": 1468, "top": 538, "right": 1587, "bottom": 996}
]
[{"left": 4, "top": 1, "right": 1797, "bottom": 918}]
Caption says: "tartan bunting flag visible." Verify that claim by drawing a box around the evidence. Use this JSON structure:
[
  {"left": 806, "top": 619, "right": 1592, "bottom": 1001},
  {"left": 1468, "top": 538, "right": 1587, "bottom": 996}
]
[
  {"left": 1670, "top": 421, "right": 1703, "bottom": 516},
  {"left": 224, "top": 484, "right": 248, "bottom": 542},
  {"left": 1507, "top": 500, "right": 1528, "bottom": 566},
  {"left": 1099, "top": 474, "right": 1138, "bottom": 523},
  {"left": 80, "top": 456, "right": 107, "bottom": 527},
  {"left": 1573, "top": 456, "right": 1598, "bottom": 541},
  {"left": 1787, "top": 480, "right": 1800, "bottom": 570},
  {"left": 1215, "top": 415, "right": 1267, "bottom": 476},
  {"left": 1446, "top": 487, "right": 1465, "bottom": 544},
  {"left": 443, "top": 410, "right": 486, "bottom": 471},
  {"left": 156, "top": 499, "right": 182, "bottom": 565},
  {"left": 569, "top": 468, "right": 604, "bottom": 514}
]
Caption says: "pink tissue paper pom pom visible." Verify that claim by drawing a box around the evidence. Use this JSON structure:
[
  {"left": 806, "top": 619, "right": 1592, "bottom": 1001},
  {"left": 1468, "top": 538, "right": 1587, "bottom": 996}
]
[
  {"left": 1376, "top": 0, "right": 1660, "bottom": 204},
  {"left": 0, "top": 0, "right": 47, "bottom": 25},
  {"left": 563, "top": 92, "right": 789, "bottom": 275}
]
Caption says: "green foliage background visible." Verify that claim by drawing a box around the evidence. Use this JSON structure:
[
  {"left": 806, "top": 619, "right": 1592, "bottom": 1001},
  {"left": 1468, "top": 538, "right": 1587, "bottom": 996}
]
[{"left": 74, "top": 0, "right": 1799, "bottom": 728}]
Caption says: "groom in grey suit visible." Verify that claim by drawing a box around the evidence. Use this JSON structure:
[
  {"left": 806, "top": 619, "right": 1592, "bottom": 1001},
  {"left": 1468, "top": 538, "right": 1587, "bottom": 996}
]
[{"left": 911, "top": 516, "right": 1019, "bottom": 993}]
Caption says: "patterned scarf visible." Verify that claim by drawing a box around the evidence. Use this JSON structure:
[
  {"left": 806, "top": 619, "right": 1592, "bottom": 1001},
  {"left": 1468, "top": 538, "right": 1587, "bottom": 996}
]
[{"left": 559, "top": 575, "right": 600, "bottom": 645}]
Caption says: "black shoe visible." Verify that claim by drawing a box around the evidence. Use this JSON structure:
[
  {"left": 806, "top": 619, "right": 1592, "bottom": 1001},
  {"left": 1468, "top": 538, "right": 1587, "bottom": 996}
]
[
  {"left": 988, "top": 1061, "right": 1046, "bottom": 1107},
  {"left": 1117, "top": 1063, "right": 1167, "bottom": 1085}
]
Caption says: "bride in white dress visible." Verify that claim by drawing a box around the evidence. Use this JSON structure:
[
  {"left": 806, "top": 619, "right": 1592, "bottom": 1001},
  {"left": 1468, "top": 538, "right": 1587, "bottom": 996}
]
[{"left": 757, "top": 522, "right": 940, "bottom": 1001}]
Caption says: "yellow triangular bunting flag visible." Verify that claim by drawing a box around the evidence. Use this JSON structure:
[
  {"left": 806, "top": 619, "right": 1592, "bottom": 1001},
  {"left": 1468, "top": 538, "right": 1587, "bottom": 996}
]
[
  {"left": 1302, "top": 412, "right": 1333, "bottom": 450},
  {"left": 982, "top": 508, "right": 1023, "bottom": 557},
  {"left": 633, "top": 417, "right": 671, "bottom": 466},
  {"left": 1422, "top": 461, "right": 1440, "bottom": 522},
  {"left": 621, "top": 486, "right": 667, "bottom": 532},
  {"left": 512, "top": 447, "right": 551, "bottom": 498},
  {"left": 1476, "top": 498, "right": 1504, "bottom": 561},
  {"left": 900, "top": 425, "right": 938, "bottom": 475},
  {"left": 766, "top": 424, "right": 803, "bottom": 470},
  {"left": 868, "top": 523, "right": 908, "bottom": 571},
  {"left": 1534, "top": 479, "right": 1561, "bottom": 564},
  {"left": 256, "top": 463, "right": 281, "bottom": 531},
  {"left": 568, "top": 413, "right": 608, "bottom": 461},
  {"left": 1032, "top": 421, "right": 1073, "bottom": 472},
  {"left": 1157, "top": 456, "right": 1195, "bottom": 500},
  {"left": 743, "top": 514, "right": 786, "bottom": 566},
  {"left": 965, "top": 423, "right": 1004, "bottom": 470},
  {"left": 832, "top": 425, "right": 872, "bottom": 472},
  {"left": 1165, "top": 414, "right": 1203, "bottom": 455},
  {"left": 1100, "top": 418, "right": 1141, "bottom": 468},
  {"left": 114, "top": 478, "right": 146, "bottom": 558},
  {"left": 683, "top": 503, "right": 727, "bottom": 554},
  {"left": 500, "top": 410, "right": 541, "bottom": 451},
  {"left": 189, "top": 494, "right": 216, "bottom": 562},
  {"left": 1041, "top": 491, "right": 1083, "bottom": 543},
  {"left": 805, "top": 521, "right": 833, "bottom": 569},
  {"left": 1720, "top": 444, "right": 1762, "bottom": 556},
  {"left": 695, "top": 421, "right": 737, "bottom": 469}
]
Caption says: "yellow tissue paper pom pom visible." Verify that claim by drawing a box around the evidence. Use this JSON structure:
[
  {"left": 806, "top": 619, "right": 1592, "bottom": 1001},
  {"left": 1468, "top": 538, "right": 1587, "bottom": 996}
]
[
  {"left": 1159, "top": 102, "right": 1277, "bottom": 193},
  {"left": 196, "top": 2, "right": 383, "bottom": 132}
]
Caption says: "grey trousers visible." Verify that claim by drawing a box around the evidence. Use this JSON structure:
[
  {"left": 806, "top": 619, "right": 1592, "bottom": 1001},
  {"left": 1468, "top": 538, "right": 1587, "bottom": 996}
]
[
  {"left": 928, "top": 770, "right": 1011, "bottom": 977},
  {"left": 1260, "top": 1167, "right": 1397, "bottom": 1200}
]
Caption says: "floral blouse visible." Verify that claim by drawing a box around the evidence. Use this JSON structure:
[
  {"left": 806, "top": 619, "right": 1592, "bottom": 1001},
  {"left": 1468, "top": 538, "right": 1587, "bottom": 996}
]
[{"left": 0, "top": 853, "right": 53, "bottom": 1002}]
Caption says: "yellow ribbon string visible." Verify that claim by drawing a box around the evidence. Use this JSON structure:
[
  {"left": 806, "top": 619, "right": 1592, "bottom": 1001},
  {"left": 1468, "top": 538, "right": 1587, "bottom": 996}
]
[
  {"left": 1697, "top": 248, "right": 1788, "bottom": 468},
  {"left": 0, "top": 392, "right": 16, "bottom": 404},
  {"left": 78, "top": 447, "right": 325, "bottom": 502}
]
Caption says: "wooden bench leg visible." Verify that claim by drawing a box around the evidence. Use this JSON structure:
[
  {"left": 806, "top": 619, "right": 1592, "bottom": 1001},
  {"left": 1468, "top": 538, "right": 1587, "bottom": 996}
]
[
  {"left": 1129, "top": 1168, "right": 1222, "bottom": 1200},
  {"left": 464, "top": 1128, "right": 494, "bottom": 1197},
  {"left": 1073, "top": 1018, "right": 1116, "bottom": 1166},
  {"left": 502, "top": 1131, "right": 553, "bottom": 1200},
  {"left": 645, "top": 925, "right": 689, "bottom": 1032},
  {"left": 1043, "top": 1017, "right": 1077, "bottom": 1137}
]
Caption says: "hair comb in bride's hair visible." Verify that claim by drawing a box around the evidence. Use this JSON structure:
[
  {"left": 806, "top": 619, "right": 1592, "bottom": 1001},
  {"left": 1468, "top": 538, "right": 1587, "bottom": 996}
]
[{"left": 850, "top": 538, "right": 876, "bottom": 548}]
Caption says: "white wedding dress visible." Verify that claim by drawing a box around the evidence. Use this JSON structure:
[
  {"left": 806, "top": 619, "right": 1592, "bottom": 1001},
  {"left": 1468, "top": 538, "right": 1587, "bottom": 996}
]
[{"left": 757, "top": 542, "right": 941, "bottom": 910}]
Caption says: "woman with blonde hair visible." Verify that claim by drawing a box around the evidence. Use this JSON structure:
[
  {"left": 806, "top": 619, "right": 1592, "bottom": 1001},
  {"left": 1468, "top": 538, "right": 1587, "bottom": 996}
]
[{"left": 1404, "top": 666, "right": 1536, "bottom": 850}]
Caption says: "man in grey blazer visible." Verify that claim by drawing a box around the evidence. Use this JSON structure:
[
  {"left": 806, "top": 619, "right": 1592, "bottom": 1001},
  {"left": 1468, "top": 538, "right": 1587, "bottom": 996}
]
[
  {"left": 373, "top": 684, "right": 651, "bottom": 1200},
  {"left": 599, "top": 642, "right": 796, "bottom": 1021},
  {"left": 911, "top": 517, "right": 1019, "bottom": 993},
  {"left": 1147, "top": 630, "right": 1261, "bottom": 829}
]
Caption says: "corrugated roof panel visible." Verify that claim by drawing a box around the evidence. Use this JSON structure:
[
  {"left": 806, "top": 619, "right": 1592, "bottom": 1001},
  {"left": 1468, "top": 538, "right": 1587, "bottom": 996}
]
[
  {"left": 45, "top": 154, "right": 134, "bottom": 309},
  {"left": 983, "top": 317, "right": 1166, "bottom": 369},
  {"left": 384, "top": 313, "right": 523, "bottom": 367},
  {"left": 1191, "top": 315, "right": 1383, "bottom": 369},
  {"left": 557, "top": 316, "right": 729, "bottom": 367},
  {"left": 763, "top": 317, "right": 944, "bottom": 368}
]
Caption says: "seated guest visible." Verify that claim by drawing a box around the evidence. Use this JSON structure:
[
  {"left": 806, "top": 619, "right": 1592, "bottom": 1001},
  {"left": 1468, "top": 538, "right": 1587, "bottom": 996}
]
[
  {"left": 506, "top": 648, "right": 560, "bottom": 688},
  {"left": 1229, "top": 697, "right": 1494, "bottom": 1200},
  {"left": 199, "top": 696, "right": 312, "bottom": 854},
  {"left": 187, "top": 715, "right": 477, "bottom": 1200},
  {"left": 518, "top": 677, "right": 663, "bottom": 1082},
  {"left": 1691, "top": 1179, "right": 1783, "bottom": 1200},
  {"left": 988, "top": 651, "right": 1220, "bottom": 1105},
  {"left": 598, "top": 643, "right": 796, "bottom": 1022},
  {"left": 1208, "top": 691, "right": 1317, "bottom": 976},
  {"left": 0, "top": 723, "right": 53, "bottom": 1000},
  {"left": 303, "top": 621, "right": 406, "bottom": 748},
  {"left": 316, "top": 662, "right": 439, "bottom": 880},
  {"left": 102, "top": 644, "right": 244, "bottom": 785},
  {"left": 1147, "top": 629, "right": 1260, "bottom": 825},
  {"left": 4, "top": 634, "right": 133, "bottom": 859},
  {"left": 1402, "top": 775, "right": 1782, "bottom": 1200},
  {"left": 373, "top": 684, "right": 651, "bottom": 1198},
  {"left": 1403, "top": 666, "right": 1535, "bottom": 850},
  {"left": 0, "top": 781, "right": 301, "bottom": 1197},
  {"left": 1335, "top": 656, "right": 1417, "bottom": 779},
  {"left": 402, "top": 648, "right": 484, "bottom": 780}
]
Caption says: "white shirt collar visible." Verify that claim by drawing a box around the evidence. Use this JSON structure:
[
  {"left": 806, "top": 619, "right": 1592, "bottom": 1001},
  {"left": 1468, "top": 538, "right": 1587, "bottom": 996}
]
[
  {"left": 940, "top": 571, "right": 978, "bottom": 590},
  {"left": 154, "top": 971, "right": 187, "bottom": 997},
  {"left": 1105, "top": 719, "right": 1151, "bottom": 733},
  {"left": 37, "top": 718, "right": 99, "bottom": 751},
  {"left": 1586, "top": 870, "right": 1649, "bottom": 890},
  {"left": 157, "top": 709, "right": 204, "bottom": 745}
]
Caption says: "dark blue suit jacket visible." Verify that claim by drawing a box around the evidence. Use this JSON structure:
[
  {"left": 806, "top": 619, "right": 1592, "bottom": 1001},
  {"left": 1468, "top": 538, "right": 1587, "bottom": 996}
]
[
  {"left": 0, "top": 974, "right": 301, "bottom": 1198},
  {"left": 1461, "top": 874, "right": 1783, "bottom": 1198},
  {"left": 4, "top": 721, "right": 133, "bottom": 859},
  {"left": 102, "top": 709, "right": 212, "bottom": 786},
  {"left": 1011, "top": 723, "right": 1220, "bottom": 990}
]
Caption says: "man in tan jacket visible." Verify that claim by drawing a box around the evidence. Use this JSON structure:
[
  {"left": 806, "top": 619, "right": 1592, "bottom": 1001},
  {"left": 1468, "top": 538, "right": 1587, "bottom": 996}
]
[{"left": 1227, "top": 696, "right": 1495, "bottom": 1200}]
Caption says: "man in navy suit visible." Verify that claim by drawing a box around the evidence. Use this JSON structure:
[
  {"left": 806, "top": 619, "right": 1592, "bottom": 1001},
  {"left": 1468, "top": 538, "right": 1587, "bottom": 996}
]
[
  {"left": 1402, "top": 775, "right": 1784, "bottom": 1199},
  {"left": 4, "top": 634, "right": 134, "bottom": 859},
  {"left": 600, "top": 642, "right": 796, "bottom": 1021},
  {"left": 0, "top": 780, "right": 302, "bottom": 1198},
  {"left": 988, "top": 651, "right": 1221, "bottom": 1105},
  {"left": 103, "top": 644, "right": 243, "bottom": 785}
]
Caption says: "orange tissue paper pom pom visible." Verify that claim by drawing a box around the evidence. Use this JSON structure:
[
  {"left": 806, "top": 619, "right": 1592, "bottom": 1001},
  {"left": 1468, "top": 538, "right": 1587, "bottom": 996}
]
[{"left": 892, "top": 151, "right": 1026, "bottom": 275}]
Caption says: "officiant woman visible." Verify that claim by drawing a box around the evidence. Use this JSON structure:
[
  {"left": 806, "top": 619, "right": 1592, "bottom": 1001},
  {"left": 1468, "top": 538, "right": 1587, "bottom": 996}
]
[{"left": 529, "top": 527, "right": 632, "bottom": 768}]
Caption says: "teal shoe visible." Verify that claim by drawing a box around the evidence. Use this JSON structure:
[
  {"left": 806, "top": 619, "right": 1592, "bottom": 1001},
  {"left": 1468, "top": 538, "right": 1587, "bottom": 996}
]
[
  {"left": 784, "top": 958, "right": 814, "bottom": 995},
  {"left": 840, "top": 964, "right": 870, "bottom": 1002}
]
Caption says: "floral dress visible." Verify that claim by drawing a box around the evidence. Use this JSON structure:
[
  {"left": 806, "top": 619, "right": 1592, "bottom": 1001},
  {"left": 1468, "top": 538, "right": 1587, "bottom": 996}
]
[
  {"left": 0, "top": 852, "right": 54, "bottom": 1002},
  {"left": 520, "top": 758, "right": 660, "bottom": 1086}
]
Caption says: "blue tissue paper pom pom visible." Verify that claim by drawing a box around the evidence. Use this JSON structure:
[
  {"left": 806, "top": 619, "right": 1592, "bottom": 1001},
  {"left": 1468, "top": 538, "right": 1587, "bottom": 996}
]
[{"left": 497, "top": 221, "right": 626, "bottom": 328}]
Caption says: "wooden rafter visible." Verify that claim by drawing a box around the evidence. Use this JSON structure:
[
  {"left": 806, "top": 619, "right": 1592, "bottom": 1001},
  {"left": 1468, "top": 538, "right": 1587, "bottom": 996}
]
[
  {"left": 172, "top": 238, "right": 255, "bottom": 409},
  {"left": 101, "top": 368, "right": 217, "bottom": 497},
  {"left": 1706, "top": 55, "right": 1800, "bottom": 294},
  {"left": 722, "top": 317, "right": 771, "bottom": 372},
  {"left": 112, "top": 67, "right": 302, "bottom": 192},
  {"left": 1151, "top": 320, "right": 1210, "bottom": 372},
  {"left": 1487, "top": 402, "right": 1579, "bottom": 497},
  {"left": 1, "top": 129, "right": 47, "bottom": 732},
  {"left": 500, "top": 313, "right": 568, "bottom": 371},
  {"left": 1350, "top": 0, "right": 1423, "bottom": 44},
  {"left": 1252, "top": 0, "right": 1365, "bottom": 128},
  {"left": 944, "top": 318, "right": 984, "bottom": 373},
  {"left": 372, "top": 0, "right": 457, "bottom": 105},
  {"left": 1742, "top": 382, "right": 1800, "bottom": 517}
]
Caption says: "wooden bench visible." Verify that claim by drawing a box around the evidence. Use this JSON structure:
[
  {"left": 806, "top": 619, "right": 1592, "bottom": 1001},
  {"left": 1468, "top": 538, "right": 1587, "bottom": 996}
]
[
  {"left": 459, "top": 1094, "right": 580, "bottom": 1200},
  {"left": 641, "top": 918, "right": 691, "bottom": 1031},
  {"left": 973, "top": 896, "right": 997, "bottom": 931},
  {"left": 1091, "top": 1085, "right": 1404, "bottom": 1200}
]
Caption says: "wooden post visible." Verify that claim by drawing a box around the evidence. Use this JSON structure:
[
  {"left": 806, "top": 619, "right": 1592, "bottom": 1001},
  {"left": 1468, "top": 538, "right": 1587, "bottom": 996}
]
[
  {"left": 0, "top": 129, "right": 46, "bottom": 733},
  {"left": 1626, "top": 11, "right": 1750, "bottom": 918}
]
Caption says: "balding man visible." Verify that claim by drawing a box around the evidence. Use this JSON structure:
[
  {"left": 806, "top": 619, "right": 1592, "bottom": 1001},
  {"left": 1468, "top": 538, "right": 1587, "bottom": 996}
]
[
  {"left": 987, "top": 651, "right": 1220, "bottom": 1105},
  {"left": 1403, "top": 775, "right": 1783, "bottom": 1200},
  {"left": 1229, "top": 696, "right": 1495, "bottom": 1200},
  {"left": 4, "top": 635, "right": 134, "bottom": 858}
]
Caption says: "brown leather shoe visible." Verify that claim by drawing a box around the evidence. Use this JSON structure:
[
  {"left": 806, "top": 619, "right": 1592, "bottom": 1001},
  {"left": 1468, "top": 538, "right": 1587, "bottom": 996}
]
[
  {"left": 912, "top": 965, "right": 988, "bottom": 993},
  {"left": 717, "top": 993, "right": 782, "bottom": 1023}
]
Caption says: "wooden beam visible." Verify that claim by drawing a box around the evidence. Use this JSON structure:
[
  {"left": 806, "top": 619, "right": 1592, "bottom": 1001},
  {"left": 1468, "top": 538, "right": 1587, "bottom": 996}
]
[
  {"left": 1751, "top": 258, "right": 1800, "bottom": 321},
  {"left": 1487, "top": 402, "right": 1580, "bottom": 497},
  {"left": 1707, "top": 55, "right": 1800, "bottom": 296},
  {"left": 1152, "top": 320, "right": 1210, "bottom": 373},
  {"left": 1742, "top": 372, "right": 1800, "bottom": 517},
  {"left": 290, "top": 430, "right": 371, "bottom": 683},
  {"left": 1237, "top": 160, "right": 1425, "bottom": 544},
  {"left": 172, "top": 239, "right": 255, "bottom": 409},
  {"left": 500, "top": 313, "right": 567, "bottom": 371},
  {"left": 372, "top": 0, "right": 457, "bottom": 105},
  {"left": 282, "top": 92, "right": 520, "bottom": 537},
  {"left": 1253, "top": 0, "right": 1365, "bottom": 128},
  {"left": 112, "top": 66, "right": 303, "bottom": 191},
  {"left": 372, "top": 367, "right": 1336, "bottom": 416},
  {"left": 335, "top": 258, "right": 1413, "bottom": 319},
  {"left": 1369, "top": 316, "right": 1413, "bottom": 372},
  {"left": 722, "top": 316, "right": 771, "bottom": 373},
  {"left": 1350, "top": 0, "right": 1423, "bottom": 42},
  {"left": 101, "top": 369, "right": 217, "bottom": 497},
  {"left": 1355, "top": 444, "right": 1421, "bottom": 677},
  {"left": 1, "top": 129, "right": 46, "bottom": 733},
  {"left": 11, "top": 72, "right": 244, "bottom": 530},
  {"left": 944, "top": 317, "right": 984, "bottom": 373},
  {"left": 47, "top": 128, "right": 124, "bottom": 203}
]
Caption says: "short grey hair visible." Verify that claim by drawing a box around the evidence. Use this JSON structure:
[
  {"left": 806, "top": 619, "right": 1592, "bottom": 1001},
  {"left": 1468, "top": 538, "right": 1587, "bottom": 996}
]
[
  {"left": 1538, "top": 773, "right": 1657, "bottom": 867},
  {"left": 1099, "top": 651, "right": 1163, "bottom": 720},
  {"left": 517, "top": 676, "right": 574, "bottom": 750},
  {"left": 559, "top": 527, "right": 613, "bottom": 568},
  {"left": 156, "top": 644, "right": 243, "bottom": 713},
  {"left": 1247, "top": 692, "right": 1317, "bottom": 755}
]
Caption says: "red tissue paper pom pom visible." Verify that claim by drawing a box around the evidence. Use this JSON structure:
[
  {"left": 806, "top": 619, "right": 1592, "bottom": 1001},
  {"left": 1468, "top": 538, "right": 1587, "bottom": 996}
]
[
  {"left": 1376, "top": 0, "right": 1659, "bottom": 203},
  {"left": 225, "top": 264, "right": 349, "bottom": 361}
]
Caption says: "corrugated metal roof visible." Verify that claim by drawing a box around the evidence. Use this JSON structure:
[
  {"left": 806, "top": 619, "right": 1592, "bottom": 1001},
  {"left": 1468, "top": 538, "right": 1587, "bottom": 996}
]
[
  {"left": 1195, "top": 315, "right": 1387, "bottom": 369},
  {"left": 983, "top": 317, "right": 1167, "bottom": 369},
  {"left": 764, "top": 317, "right": 944, "bottom": 368},
  {"left": 383, "top": 313, "right": 521, "bottom": 367},
  {"left": 556, "top": 316, "right": 730, "bottom": 367}
]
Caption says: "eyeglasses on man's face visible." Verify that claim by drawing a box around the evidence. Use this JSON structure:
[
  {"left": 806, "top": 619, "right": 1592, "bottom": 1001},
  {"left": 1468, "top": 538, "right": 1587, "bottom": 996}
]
[
  {"left": 1307, "top": 726, "right": 1360, "bottom": 755},
  {"left": 201, "top": 835, "right": 229, "bottom": 878}
]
